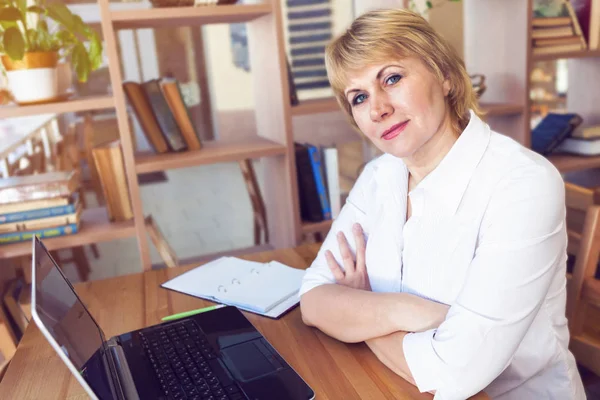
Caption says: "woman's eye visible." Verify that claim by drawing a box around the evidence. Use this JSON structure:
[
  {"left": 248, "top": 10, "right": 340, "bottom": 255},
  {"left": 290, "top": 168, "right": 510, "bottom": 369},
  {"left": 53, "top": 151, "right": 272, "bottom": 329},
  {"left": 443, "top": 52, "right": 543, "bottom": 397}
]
[
  {"left": 352, "top": 93, "right": 367, "bottom": 106},
  {"left": 386, "top": 74, "right": 401, "bottom": 85}
]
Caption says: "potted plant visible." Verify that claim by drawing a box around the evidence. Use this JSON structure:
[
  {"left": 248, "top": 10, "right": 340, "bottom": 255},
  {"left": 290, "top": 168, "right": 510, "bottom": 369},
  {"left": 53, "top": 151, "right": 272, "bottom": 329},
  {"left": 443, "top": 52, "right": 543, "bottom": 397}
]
[{"left": 0, "top": 1, "right": 103, "bottom": 104}]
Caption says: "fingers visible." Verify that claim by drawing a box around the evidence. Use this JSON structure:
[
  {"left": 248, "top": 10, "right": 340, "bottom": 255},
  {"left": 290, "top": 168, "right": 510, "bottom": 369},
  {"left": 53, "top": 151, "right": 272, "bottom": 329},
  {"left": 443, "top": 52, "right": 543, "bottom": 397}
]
[
  {"left": 325, "top": 250, "right": 345, "bottom": 282},
  {"left": 337, "top": 231, "right": 355, "bottom": 273},
  {"left": 353, "top": 223, "right": 366, "bottom": 273}
]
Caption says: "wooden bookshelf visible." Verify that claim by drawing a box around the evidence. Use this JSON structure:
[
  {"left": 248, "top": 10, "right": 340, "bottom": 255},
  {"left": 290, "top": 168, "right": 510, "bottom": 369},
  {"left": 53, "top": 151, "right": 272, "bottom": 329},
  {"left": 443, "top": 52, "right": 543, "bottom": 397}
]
[
  {"left": 0, "top": 95, "right": 114, "bottom": 119},
  {"left": 480, "top": 103, "right": 524, "bottom": 117},
  {"left": 110, "top": 3, "right": 272, "bottom": 29},
  {"left": 0, "top": 207, "right": 136, "bottom": 259},
  {"left": 533, "top": 49, "right": 600, "bottom": 62},
  {"left": 302, "top": 219, "right": 333, "bottom": 235},
  {"left": 291, "top": 98, "right": 341, "bottom": 116},
  {"left": 135, "top": 137, "right": 286, "bottom": 174}
]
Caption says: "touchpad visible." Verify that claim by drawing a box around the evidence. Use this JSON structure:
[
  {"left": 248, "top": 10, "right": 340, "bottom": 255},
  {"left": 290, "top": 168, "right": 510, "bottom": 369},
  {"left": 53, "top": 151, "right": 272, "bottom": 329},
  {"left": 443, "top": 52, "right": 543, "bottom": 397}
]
[{"left": 222, "top": 340, "right": 278, "bottom": 381}]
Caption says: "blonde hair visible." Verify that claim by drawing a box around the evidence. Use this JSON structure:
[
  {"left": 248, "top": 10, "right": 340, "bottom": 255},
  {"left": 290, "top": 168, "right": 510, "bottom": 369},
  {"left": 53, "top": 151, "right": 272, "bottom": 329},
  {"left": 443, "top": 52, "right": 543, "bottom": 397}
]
[{"left": 325, "top": 8, "right": 483, "bottom": 134}]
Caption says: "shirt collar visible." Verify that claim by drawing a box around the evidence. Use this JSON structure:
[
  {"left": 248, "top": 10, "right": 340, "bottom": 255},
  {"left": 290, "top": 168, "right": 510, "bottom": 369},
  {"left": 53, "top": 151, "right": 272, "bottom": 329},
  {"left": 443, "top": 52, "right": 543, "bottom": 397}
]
[{"left": 413, "top": 110, "right": 491, "bottom": 215}]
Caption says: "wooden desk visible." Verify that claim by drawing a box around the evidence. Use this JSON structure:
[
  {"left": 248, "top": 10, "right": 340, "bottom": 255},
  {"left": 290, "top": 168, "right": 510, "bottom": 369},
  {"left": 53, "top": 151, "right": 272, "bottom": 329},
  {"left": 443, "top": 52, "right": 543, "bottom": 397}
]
[{"left": 0, "top": 244, "right": 488, "bottom": 399}]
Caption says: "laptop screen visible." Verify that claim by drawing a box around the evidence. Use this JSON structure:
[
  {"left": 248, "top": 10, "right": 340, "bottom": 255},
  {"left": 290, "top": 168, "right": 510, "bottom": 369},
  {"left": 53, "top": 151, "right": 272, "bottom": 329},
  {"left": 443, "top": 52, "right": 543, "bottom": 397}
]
[{"left": 33, "top": 238, "right": 105, "bottom": 370}]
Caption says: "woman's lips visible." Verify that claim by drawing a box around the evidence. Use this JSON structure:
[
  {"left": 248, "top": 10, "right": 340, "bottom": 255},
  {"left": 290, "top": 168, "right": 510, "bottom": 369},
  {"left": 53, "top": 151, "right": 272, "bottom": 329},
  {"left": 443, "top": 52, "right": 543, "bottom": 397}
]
[{"left": 381, "top": 120, "right": 409, "bottom": 141}]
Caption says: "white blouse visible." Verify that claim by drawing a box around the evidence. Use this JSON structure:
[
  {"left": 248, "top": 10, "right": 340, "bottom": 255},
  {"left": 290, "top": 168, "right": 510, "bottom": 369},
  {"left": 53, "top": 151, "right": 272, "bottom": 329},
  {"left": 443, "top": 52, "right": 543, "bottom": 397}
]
[{"left": 299, "top": 111, "right": 586, "bottom": 400}]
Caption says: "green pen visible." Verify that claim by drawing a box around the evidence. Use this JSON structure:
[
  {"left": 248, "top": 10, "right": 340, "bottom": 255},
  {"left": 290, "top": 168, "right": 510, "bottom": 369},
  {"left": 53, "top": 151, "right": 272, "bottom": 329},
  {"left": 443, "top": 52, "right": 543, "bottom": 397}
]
[{"left": 161, "top": 304, "right": 226, "bottom": 322}]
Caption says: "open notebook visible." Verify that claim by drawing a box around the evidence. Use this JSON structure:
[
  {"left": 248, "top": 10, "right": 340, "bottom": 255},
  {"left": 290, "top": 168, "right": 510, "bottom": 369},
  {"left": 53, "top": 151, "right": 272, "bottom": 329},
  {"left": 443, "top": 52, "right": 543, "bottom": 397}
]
[{"left": 161, "top": 257, "right": 306, "bottom": 318}]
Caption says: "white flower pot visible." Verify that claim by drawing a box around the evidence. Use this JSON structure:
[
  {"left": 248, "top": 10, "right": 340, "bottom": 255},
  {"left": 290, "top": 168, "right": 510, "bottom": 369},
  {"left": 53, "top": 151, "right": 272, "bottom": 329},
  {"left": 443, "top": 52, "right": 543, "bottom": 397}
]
[{"left": 6, "top": 67, "right": 59, "bottom": 104}]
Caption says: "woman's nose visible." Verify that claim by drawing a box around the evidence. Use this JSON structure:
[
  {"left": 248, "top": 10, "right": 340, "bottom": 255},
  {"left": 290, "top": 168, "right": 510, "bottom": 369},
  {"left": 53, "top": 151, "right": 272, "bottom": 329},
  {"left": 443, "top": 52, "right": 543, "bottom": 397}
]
[{"left": 370, "top": 94, "right": 393, "bottom": 122}]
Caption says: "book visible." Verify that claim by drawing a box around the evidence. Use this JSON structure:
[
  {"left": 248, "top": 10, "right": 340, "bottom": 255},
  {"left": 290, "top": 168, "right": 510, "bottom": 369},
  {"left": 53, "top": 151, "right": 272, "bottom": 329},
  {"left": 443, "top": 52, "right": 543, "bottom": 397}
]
[
  {"left": 564, "top": 0, "right": 589, "bottom": 47},
  {"left": 532, "top": 16, "right": 572, "bottom": 27},
  {"left": 531, "top": 112, "right": 583, "bottom": 155},
  {"left": 590, "top": 0, "right": 600, "bottom": 49},
  {"left": 0, "top": 171, "right": 79, "bottom": 206},
  {"left": 321, "top": 146, "right": 341, "bottom": 219},
  {"left": 307, "top": 144, "right": 331, "bottom": 220},
  {"left": 158, "top": 78, "right": 203, "bottom": 151},
  {"left": 123, "top": 81, "right": 169, "bottom": 154},
  {"left": 92, "top": 140, "right": 134, "bottom": 222},
  {"left": 295, "top": 143, "right": 326, "bottom": 222},
  {"left": 0, "top": 195, "right": 75, "bottom": 223},
  {"left": 161, "top": 256, "right": 305, "bottom": 319},
  {"left": 0, "top": 223, "right": 79, "bottom": 245},
  {"left": 532, "top": 25, "right": 575, "bottom": 38},
  {"left": 556, "top": 136, "right": 600, "bottom": 155},
  {"left": 571, "top": 125, "right": 600, "bottom": 138},
  {"left": 142, "top": 79, "right": 188, "bottom": 152},
  {"left": 534, "top": 36, "right": 584, "bottom": 46},
  {"left": 0, "top": 204, "right": 81, "bottom": 233},
  {"left": 532, "top": 42, "right": 585, "bottom": 54}
]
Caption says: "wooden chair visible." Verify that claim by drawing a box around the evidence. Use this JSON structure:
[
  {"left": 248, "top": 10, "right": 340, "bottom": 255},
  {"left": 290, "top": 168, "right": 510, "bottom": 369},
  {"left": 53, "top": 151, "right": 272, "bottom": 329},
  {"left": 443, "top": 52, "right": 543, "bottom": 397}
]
[
  {"left": 238, "top": 159, "right": 269, "bottom": 245},
  {"left": 565, "top": 182, "right": 600, "bottom": 376},
  {"left": 145, "top": 215, "right": 179, "bottom": 269}
]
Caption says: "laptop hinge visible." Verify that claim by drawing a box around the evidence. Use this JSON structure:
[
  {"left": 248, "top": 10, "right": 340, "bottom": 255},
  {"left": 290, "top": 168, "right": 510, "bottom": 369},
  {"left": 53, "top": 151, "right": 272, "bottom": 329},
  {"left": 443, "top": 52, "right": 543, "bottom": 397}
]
[{"left": 105, "top": 338, "right": 140, "bottom": 400}]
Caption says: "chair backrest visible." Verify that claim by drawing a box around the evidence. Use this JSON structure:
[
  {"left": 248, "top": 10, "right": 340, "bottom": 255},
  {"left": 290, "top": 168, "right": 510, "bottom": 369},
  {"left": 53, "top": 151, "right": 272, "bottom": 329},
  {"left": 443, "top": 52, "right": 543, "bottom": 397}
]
[
  {"left": 565, "top": 182, "right": 600, "bottom": 330},
  {"left": 10, "top": 144, "right": 46, "bottom": 177},
  {"left": 238, "top": 159, "right": 269, "bottom": 245}
]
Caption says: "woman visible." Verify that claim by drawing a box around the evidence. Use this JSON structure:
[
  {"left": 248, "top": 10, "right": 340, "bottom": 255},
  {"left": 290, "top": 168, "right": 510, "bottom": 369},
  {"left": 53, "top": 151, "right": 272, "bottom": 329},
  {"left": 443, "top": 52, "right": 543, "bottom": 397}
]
[{"left": 299, "top": 8, "right": 585, "bottom": 400}]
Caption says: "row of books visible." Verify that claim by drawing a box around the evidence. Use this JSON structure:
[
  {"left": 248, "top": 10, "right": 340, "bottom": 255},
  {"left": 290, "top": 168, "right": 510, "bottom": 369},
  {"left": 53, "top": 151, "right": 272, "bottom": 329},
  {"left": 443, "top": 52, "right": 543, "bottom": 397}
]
[
  {"left": 532, "top": 112, "right": 600, "bottom": 156},
  {"left": 0, "top": 171, "right": 81, "bottom": 244},
  {"left": 123, "top": 78, "right": 203, "bottom": 154},
  {"left": 295, "top": 143, "right": 341, "bottom": 223},
  {"left": 531, "top": 0, "right": 600, "bottom": 55}
]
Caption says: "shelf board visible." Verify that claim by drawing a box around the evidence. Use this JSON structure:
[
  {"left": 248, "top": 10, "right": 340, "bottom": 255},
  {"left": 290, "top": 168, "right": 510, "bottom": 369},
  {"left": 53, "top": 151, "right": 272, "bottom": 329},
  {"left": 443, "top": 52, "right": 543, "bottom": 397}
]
[
  {"left": 291, "top": 97, "right": 341, "bottom": 116},
  {"left": 0, "top": 95, "right": 114, "bottom": 119},
  {"left": 111, "top": 3, "right": 272, "bottom": 29},
  {"left": 480, "top": 102, "right": 524, "bottom": 117},
  {"left": 302, "top": 219, "right": 333, "bottom": 234},
  {"left": 532, "top": 49, "right": 600, "bottom": 62},
  {"left": 135, "top": 137, "right": 287, "bottom": 174},
  {"left": 0, "top": 207, "right": 136, "bottom": 258},
  {"left": 548, "top": 154, "right": 600, "bottom": 173}
]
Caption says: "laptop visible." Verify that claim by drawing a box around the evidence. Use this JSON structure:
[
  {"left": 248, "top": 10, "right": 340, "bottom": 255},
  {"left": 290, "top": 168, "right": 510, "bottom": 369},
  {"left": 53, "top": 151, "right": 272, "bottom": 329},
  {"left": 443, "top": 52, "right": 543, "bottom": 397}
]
[{"left": 31, "top": 237, "right": 315, "bottom": 400}]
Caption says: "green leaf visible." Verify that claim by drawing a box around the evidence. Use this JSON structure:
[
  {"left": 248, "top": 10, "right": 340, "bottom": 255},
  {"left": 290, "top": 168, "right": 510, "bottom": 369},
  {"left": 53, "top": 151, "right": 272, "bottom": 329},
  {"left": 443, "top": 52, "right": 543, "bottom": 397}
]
[
  {"left": 17, "top": 0, "right": 27, "bottom": 17},
  {"left": 26, "top": 28, "right": 37, "bottom": 50},
  {"left": 46, "top": 3, "right": 76, "bottom": 32},
  {"left": 88, "top": 31, "right": 102, "bottom": 70},
  {"left": 0, "top": 7, "right": 23, "bottom": 21},
  {"left": 426, "top": 1, "right": 433, "bottom": 8},
  {"left": 72, "top": 42, "right": 90, "bottom": 82},
  {"left": 3, "top": 26, "right": 25, "bottom": 60},
  {"left": 27, "top": 6, "right": 46, "bottom": 14},
  {"left": 37, "top": 19, "right": 48, "bottom": 33}
]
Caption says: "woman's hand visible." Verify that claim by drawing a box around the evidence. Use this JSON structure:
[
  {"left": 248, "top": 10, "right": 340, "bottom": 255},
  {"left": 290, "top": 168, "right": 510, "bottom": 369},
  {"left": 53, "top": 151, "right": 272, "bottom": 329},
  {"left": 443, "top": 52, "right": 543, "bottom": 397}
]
[{"left": 325, "top": 223, "right": 372, "bottom": 291}]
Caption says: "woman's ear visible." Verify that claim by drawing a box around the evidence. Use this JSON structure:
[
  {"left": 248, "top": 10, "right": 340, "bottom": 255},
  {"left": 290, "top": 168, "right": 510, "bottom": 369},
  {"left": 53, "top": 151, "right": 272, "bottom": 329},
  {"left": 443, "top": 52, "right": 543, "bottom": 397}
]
[{"left": 442, "top": 79, "right": 451, "bottom": 97}]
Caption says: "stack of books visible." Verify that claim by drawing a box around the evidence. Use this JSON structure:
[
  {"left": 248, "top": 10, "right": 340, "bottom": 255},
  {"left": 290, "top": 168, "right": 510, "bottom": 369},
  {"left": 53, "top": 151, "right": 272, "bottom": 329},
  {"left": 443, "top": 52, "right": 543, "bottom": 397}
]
[
  {"left": 532, "top": 0, "right": 587, "bottom": 55},
  {"left": 556, "top": 124, "right": 600, "bottom": 156},
  {"left": 531, "top": 112, "right": 600, "bottom": 156},
  {"left": 0, "top": 171, "right": 82, "bottom": 245},
  {"left": 295, "top": 143, "right": 341, "bottom": 223},
  {"left": 123, "top": 78, "right": 203, "bottom": 155}
]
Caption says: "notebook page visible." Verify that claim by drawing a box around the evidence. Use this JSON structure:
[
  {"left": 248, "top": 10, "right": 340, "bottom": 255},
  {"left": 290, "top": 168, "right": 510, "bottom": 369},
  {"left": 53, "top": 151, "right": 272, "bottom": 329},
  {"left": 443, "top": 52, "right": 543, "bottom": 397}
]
[
  {"left": 218, "top": 261, "right": 305, "bottom": 313},
  {"left": 161, "top": 257, "right": 262, "bottom": 299}
]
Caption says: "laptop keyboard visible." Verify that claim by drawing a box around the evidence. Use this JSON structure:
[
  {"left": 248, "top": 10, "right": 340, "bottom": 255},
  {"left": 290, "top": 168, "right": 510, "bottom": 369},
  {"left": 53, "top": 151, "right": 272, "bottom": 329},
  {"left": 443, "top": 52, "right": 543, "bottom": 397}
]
[{"left": 140, "top": 320, "right": 245, "bottom": 400}]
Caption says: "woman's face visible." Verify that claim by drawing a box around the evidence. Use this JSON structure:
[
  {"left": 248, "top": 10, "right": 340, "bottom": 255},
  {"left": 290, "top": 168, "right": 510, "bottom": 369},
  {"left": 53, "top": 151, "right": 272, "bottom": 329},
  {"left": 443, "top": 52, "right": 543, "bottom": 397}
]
[{"left": 344, "top": 56, "right": 453, "bottom": 159}]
